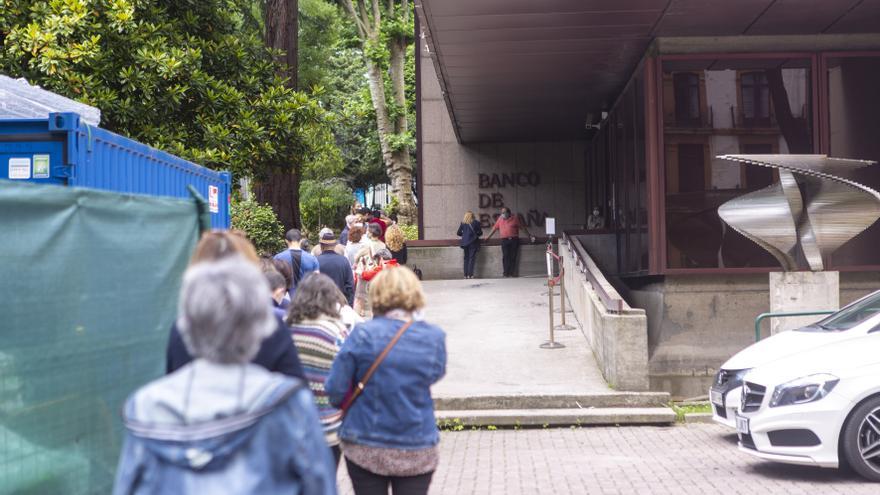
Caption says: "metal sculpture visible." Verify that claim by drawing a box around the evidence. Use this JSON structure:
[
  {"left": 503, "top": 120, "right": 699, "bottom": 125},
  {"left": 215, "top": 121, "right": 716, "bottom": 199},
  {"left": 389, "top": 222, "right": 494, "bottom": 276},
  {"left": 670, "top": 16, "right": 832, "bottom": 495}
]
[{"left": 716, "top": 154, "right": 880, "bottom": 271}]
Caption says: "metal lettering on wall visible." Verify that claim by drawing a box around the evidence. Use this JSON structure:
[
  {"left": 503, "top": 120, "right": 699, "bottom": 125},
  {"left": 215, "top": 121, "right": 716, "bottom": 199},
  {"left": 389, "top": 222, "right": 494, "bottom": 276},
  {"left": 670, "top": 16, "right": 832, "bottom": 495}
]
[
  {"left": 477, "top": 172, "right": 549, "bottom": 229},
  {"left": 717, "top": 154, "right": 880, "bottom": 271}
]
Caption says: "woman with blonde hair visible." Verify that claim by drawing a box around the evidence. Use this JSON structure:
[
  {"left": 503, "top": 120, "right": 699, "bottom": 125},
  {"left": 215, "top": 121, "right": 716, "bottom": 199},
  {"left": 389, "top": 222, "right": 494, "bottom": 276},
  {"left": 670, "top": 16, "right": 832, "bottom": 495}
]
[
  {"left": 384, "top": 223, "right": 407, "bottom": 265},
  {"left": 326, "top": 266, "right": 446, "bottom": 495},
  {"left": 456, "top": 211, "right": 483, "bottom": 279}
]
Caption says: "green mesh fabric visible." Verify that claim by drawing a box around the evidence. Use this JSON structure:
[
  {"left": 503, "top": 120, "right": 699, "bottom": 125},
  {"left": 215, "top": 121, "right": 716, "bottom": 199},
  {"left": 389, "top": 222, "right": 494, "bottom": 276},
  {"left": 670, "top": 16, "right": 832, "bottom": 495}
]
[{"left": 0, "top": 180, "right": 200, "bottom": 494}]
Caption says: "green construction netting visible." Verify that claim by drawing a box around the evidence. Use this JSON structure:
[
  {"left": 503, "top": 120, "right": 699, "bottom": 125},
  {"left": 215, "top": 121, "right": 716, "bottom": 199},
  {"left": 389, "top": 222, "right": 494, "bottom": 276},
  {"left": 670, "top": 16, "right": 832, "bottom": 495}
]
[{"left": 0, "top": 180, "right": 200, "bottom": 494}]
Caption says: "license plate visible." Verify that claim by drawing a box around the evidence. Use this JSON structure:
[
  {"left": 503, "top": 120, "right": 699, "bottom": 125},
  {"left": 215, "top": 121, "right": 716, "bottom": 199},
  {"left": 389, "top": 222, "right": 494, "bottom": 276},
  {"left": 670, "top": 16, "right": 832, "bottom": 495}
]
[
  {"left": 736, "top": 415, "right": 750, "bottom": 435},
  {"left": 710, "top": 390, "right": 723, "bottom": 406}
]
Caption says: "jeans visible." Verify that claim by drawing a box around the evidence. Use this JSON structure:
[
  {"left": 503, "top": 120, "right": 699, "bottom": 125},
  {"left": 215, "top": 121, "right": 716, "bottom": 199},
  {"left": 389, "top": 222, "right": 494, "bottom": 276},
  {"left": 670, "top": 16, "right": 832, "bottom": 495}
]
[
  {"left": 346, "top": 459, "right": 434, "bottom": 495},
  {"left": 332, "top": 445, "right": 341, "bottom": 468},
  {"left": 462, "top": 243, "right": 479, "bottom": 277},
  {"left": 501, "top": 237, "right": 520, "bottom": 276}
]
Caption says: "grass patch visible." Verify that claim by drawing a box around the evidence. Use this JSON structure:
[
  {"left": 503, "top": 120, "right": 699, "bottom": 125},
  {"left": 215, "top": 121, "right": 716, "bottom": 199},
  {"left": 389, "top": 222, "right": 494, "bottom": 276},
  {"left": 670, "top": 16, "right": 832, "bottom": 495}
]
[{"left": 670, "top": 402, "right": 712, "bottom": 423}]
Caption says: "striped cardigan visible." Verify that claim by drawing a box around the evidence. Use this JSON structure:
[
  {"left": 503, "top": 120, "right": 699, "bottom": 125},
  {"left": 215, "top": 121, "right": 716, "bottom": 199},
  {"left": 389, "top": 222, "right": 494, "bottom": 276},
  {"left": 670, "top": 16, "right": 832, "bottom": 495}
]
[{"left": 289, "top": 317, "right": 348, "bottom": 446}]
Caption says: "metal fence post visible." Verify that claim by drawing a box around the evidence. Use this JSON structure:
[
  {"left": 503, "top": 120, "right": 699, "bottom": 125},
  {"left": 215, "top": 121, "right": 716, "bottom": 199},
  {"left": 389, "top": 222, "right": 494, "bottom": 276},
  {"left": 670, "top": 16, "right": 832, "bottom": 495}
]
[
  {"left": 555, "top": 256, "right": 576, "bottom": 331},
  {"left": 540, "top": 247, "right": 565, "bottom": 349}
]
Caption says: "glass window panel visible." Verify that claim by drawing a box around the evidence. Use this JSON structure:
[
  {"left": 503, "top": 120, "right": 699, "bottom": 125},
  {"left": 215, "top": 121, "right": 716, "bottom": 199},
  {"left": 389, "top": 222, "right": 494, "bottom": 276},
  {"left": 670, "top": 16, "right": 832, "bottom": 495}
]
[
  {"left": 662, "top": 58, "right": 812, "bottom": 269},
  {"left": 826, "top": 55, "right": 880, "bottom": 268},
  {"left": 586, "top": 66, "right": 649, "bottom": 274}
]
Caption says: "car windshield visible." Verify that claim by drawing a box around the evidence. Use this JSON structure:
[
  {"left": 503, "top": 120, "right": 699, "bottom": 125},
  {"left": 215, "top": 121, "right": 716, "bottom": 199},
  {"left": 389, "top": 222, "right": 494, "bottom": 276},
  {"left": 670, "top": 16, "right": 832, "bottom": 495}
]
[{"left": 814, "top": 291, "right": 880, "bottom": 331}]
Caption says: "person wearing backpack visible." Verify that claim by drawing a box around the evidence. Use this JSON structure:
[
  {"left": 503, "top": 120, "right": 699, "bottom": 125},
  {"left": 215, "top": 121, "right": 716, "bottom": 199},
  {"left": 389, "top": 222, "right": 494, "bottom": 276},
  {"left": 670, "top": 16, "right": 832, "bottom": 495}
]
[
  {"left": 456, "top": 211, "right": 483, "bottom": 279},
  {"left": 273, "top": 229, "right": 319, "bottom": 297}
]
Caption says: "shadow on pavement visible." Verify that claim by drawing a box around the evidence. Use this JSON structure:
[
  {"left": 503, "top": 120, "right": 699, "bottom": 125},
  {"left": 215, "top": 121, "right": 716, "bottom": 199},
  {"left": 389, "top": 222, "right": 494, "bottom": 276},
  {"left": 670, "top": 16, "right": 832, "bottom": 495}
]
[
  {"left": 747, "top": 462, "right": 864, "bottom": 483},
  {"left": 719, "top": 433, "right": 739, "bottom": 446}
]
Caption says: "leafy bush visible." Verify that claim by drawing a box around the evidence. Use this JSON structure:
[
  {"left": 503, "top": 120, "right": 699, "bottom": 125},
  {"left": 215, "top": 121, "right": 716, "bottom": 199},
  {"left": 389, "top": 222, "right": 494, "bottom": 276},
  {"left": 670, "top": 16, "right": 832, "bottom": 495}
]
[
  {"left": 384, "top": 196, "right": 400, "bottom": 217},
  {"left": 231, "top": 200, "right": 286, "bottom": 255},
  {"left": 399, "top": 223, "right": 419, "bottom": 241},
  {"left": 300, "top": 179, "right": 356, "bottom": 234}
]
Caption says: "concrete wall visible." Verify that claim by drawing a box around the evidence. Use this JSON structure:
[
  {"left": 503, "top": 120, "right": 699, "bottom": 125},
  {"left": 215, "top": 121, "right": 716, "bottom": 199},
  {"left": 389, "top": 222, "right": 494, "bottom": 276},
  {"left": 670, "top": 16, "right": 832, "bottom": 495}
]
[
  {"left": 624, "top": 271, "right": 880, "bottom": 399},
  {"left": 408, "top": 244, "right": 548, "bottom": 280},
  {"left": 559, "top": 242, "right": 649, "bottom": 391},
  {"left": 419, "top": 36, "right": 587, "bottom": 240}
]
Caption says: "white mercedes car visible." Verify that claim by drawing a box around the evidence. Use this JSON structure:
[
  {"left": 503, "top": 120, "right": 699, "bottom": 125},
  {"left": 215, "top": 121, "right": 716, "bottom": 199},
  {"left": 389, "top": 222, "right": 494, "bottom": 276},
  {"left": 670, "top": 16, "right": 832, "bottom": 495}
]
[
  {"left": 710, "top": 290, "right": 880, "bottom": 428},
  {"left": 734, "top": 332, "right": 880, "bottom": 481}
]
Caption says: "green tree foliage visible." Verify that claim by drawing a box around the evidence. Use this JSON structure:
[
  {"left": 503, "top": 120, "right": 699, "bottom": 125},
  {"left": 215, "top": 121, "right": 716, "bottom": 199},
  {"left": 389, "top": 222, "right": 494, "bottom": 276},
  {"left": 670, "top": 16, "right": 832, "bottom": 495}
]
[
  {"left": 399, "top": 223, "right": 418, "bottom": 241},
  {"left": 298, "top": 0, "right": 385, "bottom": 193},
  {"left": 298, "top": 0, "right": 340, "bottom": 90},
  {"left": 230, "top": 199, "right": 286, "bottom": 255},
  {"left": 336, "top": 0, "right": 418, "bottom": 223},
  {"left": 0, "top": 0, "right": 336, "bottom": 185},
  {"left": 299, "top": 178, "right": 353, "bottom": 235}
]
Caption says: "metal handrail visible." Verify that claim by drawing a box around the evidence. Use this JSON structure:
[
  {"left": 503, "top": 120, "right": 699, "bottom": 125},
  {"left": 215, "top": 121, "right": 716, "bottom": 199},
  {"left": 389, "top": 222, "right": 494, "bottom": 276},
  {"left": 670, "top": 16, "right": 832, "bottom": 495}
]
[
  {"left": 753, "top": 310, "right": 835, "bottom": 342},
  {"left": 561, "top": 231, "right": 624, "bottom": 314}
]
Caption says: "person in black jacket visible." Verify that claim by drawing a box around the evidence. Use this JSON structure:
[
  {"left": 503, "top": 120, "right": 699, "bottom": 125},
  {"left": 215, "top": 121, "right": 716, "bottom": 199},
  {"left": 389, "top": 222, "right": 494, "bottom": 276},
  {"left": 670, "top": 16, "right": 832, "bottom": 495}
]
[
  {"left": 315, "top": 230, "right": 356, "bottom": 306},
  {"left": 165, "top": 230, "right": 305, "bottom": 379},
  {"left": 457, "top": 211, "right": 483, "bottom": 279}
]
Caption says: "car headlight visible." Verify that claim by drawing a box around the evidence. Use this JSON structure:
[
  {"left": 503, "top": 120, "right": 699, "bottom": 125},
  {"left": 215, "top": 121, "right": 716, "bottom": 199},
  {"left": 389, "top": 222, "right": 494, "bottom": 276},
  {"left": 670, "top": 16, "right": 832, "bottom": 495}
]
[
  {"left": 769, "top": 374, "right": 839, "bottom": 408},
  {"left": 715, "top": 368, "right": 751, "bottom": 389}
]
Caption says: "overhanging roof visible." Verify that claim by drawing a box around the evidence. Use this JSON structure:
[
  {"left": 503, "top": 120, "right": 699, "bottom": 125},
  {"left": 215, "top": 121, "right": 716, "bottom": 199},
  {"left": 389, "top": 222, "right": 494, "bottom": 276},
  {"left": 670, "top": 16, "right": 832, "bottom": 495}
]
[{"left": 417, "top": 0, "right": 880, "bottom": 143}]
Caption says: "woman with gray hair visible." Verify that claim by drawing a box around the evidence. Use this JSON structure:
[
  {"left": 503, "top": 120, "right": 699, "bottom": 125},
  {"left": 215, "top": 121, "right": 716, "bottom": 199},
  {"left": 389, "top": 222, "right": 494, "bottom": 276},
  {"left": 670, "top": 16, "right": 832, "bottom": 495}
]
[{"left": 113, "top": 257, "right": 337, "bottom": 495}]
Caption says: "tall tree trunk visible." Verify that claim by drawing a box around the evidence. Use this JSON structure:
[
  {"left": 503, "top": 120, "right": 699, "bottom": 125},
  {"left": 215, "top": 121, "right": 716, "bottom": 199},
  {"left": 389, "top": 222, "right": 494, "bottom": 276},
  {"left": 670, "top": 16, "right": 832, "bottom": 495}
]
[
  {"left": 388, "top": 27, "right": 416, "bottom": 223},
  {"left": 254, "top": 0, "right": 300, "bottom": 230},
  {"left": 264, "top": 0, "right": 299, "bottom": 89},
  {"left": 341, "top": 0, "right": 417, "bottom": 224},
  {"left": 254, "top": 169, "right": 301, "bottom": 232}
]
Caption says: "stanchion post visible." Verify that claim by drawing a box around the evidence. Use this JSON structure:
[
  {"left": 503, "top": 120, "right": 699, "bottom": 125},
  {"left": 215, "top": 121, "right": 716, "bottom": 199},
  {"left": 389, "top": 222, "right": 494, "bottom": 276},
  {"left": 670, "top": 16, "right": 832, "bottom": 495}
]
[
  {"left": 560, "top": 257, "right": 566, "bottom": 321},
  {"left": 540, "top": 246, "right": 565, "bottom": 349},
  {"left": 555, "top": 257, "right": 576, "bottom": 331}
]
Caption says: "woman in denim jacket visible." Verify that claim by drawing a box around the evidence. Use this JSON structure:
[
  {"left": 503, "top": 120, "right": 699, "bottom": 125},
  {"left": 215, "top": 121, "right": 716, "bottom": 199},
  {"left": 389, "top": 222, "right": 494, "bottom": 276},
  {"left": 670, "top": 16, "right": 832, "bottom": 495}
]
[
  {"left": 326, "top": 266, "right": 447, "bottom": 495},
  {"left": 113, "top": 257, "right": 336, "bottom": 495}
]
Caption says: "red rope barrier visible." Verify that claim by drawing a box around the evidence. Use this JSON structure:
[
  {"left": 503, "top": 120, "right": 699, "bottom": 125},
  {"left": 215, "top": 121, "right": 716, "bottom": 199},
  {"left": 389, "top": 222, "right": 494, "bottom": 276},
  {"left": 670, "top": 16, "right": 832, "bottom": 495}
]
[{"left": 546, "top": 244, "right": 563, "bottom": 286}]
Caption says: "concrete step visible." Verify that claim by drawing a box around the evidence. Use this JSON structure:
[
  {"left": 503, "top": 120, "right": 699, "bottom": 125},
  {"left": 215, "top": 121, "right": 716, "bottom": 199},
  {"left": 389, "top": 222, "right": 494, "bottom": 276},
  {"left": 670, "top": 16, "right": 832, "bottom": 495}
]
[
  {"left": 434, "top": 392, "right": 671, "bottom": 411},
  {"left": 436, "top": 407, "right": 676, "bottom": 427}
]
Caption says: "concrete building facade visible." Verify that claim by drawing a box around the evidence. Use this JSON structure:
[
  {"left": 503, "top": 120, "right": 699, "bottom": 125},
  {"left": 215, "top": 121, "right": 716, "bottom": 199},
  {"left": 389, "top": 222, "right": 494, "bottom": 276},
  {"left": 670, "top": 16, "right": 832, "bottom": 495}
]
[
  {"left": 419, "top": 39, "right": 587, "bottom": 239},
  {"left": 414, "top": 0, "right": 880, "bottom": 395}
]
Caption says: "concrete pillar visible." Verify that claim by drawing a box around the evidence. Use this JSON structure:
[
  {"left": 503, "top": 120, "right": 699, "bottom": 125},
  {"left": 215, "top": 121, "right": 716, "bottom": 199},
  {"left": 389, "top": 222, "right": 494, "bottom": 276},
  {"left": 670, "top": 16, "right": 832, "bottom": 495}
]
[{"left": 769, "top": 271, "right": 839, "bottom": 335}]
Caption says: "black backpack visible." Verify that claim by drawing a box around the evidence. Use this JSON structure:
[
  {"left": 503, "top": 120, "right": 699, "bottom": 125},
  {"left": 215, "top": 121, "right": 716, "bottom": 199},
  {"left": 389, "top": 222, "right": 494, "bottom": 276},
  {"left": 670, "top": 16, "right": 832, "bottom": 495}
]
[{"left": 288, "top": 249, "right": 303, "bottom": 288}]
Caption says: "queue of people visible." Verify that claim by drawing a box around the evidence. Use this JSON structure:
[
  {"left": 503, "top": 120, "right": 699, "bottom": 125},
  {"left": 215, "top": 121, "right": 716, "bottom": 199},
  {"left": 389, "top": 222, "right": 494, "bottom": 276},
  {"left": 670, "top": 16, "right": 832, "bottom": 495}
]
[{"left": 113, "top": 206, "right": 443, "bottom": 495}]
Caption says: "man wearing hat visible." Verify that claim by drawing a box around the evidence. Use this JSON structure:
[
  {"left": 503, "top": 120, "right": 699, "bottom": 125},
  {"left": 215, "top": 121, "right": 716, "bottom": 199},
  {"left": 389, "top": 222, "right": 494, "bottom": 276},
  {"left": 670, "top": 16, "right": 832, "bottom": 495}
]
[
  {"left": 311, "top": 227, "right": 347, "bottom": 257},
  {"left": 316, "top": 229, "right": 355, "bottom": 305}
]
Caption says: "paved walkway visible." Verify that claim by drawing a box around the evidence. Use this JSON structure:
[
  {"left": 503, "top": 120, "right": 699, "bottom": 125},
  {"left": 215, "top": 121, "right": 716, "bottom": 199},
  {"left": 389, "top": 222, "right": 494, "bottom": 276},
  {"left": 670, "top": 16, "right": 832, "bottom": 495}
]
[
  {"left": 423, "top": 277, "right": 608, "bottom": 398},
  {"left": 337, "top": 424, "right": 876, "bottom": 494}
]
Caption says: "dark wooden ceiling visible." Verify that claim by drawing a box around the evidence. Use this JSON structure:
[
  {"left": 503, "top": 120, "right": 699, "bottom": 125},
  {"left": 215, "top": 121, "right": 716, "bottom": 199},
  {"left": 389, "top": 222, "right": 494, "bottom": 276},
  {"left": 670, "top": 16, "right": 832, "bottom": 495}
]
[{"left": 418, "top": 0, "right": 880, "bottom": 143}]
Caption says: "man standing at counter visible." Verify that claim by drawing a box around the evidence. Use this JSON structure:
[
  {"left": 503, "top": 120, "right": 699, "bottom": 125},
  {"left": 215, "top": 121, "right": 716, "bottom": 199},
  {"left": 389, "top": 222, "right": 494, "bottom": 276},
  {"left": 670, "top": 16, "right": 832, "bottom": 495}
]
[{"left": 485, "top": 207, "right": 536, "bottom": 278}]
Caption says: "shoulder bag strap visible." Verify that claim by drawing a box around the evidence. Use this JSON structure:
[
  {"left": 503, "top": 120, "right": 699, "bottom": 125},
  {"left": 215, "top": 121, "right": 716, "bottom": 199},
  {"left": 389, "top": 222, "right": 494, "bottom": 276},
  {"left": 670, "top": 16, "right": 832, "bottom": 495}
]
[
  {"left": 289, "top": 249, "right": 303, "bottom": 285},
  {"left": 341, "top": 319, "right": 414, "bottom": 413}
]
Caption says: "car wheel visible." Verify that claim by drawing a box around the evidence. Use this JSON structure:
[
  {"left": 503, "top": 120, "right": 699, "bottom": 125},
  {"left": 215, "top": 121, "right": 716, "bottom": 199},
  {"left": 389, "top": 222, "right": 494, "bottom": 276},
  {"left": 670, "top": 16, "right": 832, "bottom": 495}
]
[{"left": 842, "top": 396, "right": 880, "bottom": 482}]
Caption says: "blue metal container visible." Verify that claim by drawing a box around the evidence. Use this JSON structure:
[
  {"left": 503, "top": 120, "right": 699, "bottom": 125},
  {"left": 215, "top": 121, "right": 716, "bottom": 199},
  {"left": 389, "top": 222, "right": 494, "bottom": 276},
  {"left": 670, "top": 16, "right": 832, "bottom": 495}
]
[{"left": 0, "top": 112, "right": 231, "bottom": 228}]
